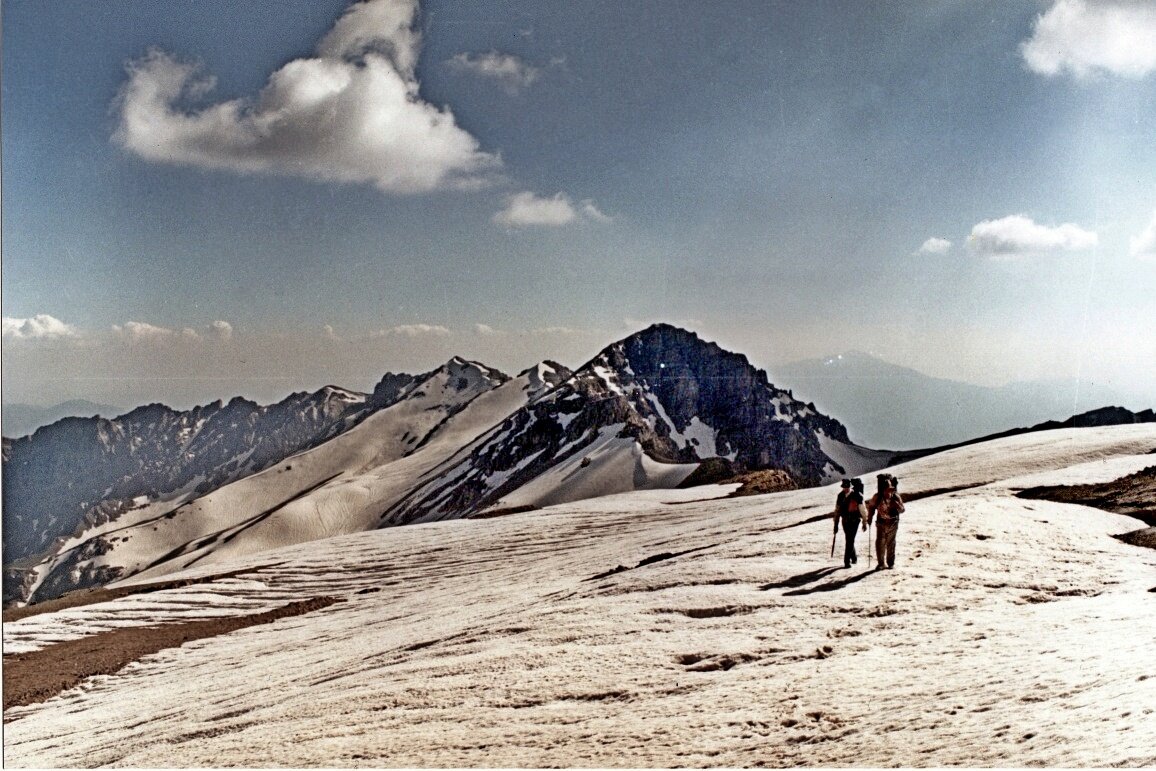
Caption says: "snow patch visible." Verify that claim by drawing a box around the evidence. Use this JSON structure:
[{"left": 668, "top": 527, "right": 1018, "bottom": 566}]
[
  {"left": 493, "top": 425, "right": 698, "bottom": 510},
  {"left": 591, "top": 364, "right": 626, "bottom": 396},
  {"left": 642, "top": 392, "right": 719, "bottom": 457},
  {"left": 817, "top": 432, "right": 897, "bottom": 483}
]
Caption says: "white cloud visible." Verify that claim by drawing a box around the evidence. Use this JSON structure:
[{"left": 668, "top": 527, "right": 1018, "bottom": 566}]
[
  {"left": 580, "top": 200, "right": 613, "bottom": 223},
  {"left": 316, "top": 0, "right": 421, "bottom": 75},
  {"left": 209, "top": 320, "right": 234, "bottom": 341},
  {"left": 967, "top": 214, "right": 1098, "bottom": 257},
  {"left": 493, "top": 192, "right": 611, "bottom": 228},
  {"left": 474, "top": 324, "right": 504, "bottom": 336},
  {"left": 494, "top": 192, "right": 577, "bottom": 228},
  {"left": 113, "top": 0, "right": 500, "bottom": 194},
  {"left": 112, "top": 320, "right": 235, "bottom": 343},
  {"left": 1130, "top": 209, "right": 1156, "bottom": 261},
  {"left": 2, "top": 314, "right": 79, "bottom": 340},
  {"left": 1021, "top": 0, "right": 1156, "bottom": 79},
  {"left": 448, "top": 51, "right": 540, "bottom": 94},
  {"left": 377, "top": 323, "right": 452, "bottom": 337},
  {"left": 918, "top": 237, "right": 952, "bottom": 255},
  {"left": 113, "top": 321, "right": 179, "bottom": 341}
]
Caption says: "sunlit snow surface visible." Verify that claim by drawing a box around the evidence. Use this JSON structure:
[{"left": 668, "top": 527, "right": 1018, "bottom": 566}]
[{"left": 5, "top": 426, "right": 1156, "bottom": 767}]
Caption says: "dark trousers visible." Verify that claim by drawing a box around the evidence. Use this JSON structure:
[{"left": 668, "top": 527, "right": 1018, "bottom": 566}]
[{"left": 841, "top": 515, "right": 859, "bottom": 566}]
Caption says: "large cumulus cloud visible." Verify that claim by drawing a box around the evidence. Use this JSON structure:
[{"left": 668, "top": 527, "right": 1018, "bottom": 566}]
[
  {"left": 2, "top": 314, "right": 79, "bottom": 340},
  {"left": 113, "top": 0, "right": 500, "bottom": 193}
]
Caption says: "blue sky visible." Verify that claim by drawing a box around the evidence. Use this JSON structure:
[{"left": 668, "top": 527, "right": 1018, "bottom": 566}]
[{"left": 3, "top": 0, "right": 1156, "bottom": 410}]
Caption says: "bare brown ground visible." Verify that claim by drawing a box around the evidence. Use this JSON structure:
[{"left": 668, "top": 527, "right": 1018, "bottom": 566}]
[
  {"left": 1017, "top": 465, "right": 1156, "bottom": 552},
  {"left": 1016, "top": 465, "right": 1156, "bottom": 526},
  {"left": 729, "top": 469, "right": 799, "bottom": 496},
  {"left": 3, "top": 596, "right": 341, "bottom": 715}
]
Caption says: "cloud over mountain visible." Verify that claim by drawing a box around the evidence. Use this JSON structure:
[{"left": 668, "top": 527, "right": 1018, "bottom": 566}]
[
  {"left": 112, "top": 0, "right": 500, "bottom": 193},
  {"left": 967, "top": 214, "right": 1098, "bottom": 257},
  {"left": 1021, "top": 0, "right": 1156, "bottom": 79}
]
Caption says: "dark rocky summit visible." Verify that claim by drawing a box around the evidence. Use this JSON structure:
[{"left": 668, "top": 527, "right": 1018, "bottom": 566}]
[{"left": 383, "top": 325, "right": 853, "bottom": 523}]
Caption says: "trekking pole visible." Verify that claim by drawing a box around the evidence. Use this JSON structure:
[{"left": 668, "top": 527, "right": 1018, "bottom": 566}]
[
  {"left": 830, "top": 526, "right": 837, "bottom": 559},
  {"left": 868, "top": 522, "right": 873, "bottom": 562}
]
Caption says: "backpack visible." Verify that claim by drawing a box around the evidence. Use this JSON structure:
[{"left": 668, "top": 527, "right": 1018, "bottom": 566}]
[{"left": 872, "top": 493, "right": 899, "bottom": 521}]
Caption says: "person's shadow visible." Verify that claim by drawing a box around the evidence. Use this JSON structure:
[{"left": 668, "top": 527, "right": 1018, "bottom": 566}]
[
  {"left": 782, "top": 567, "right": 878, "bottom": 596},
  {"left": 759, "top": 566, "right": 842, "bottom": 591}
]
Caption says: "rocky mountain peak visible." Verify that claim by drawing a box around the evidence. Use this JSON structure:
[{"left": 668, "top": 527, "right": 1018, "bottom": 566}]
[
  {"left": 519, "top": 361, "right": 573, "bottom": 401},
  {"left": 439, "top": 356, "right": 509, "bottom": 388},
  {"left": 573, "top": 325, "right": 853, "bottom": 463},
  {"left": 369, "top": 372, "right": 421, "bottom": 409},
  {"left": 383, "top": 328, "right": 859, "bottom": 524}
]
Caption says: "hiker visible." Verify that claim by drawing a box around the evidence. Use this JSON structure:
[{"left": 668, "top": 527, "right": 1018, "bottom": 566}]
[
  {"left": 867, "top": 474, "right": 905, "bottom": 569},
  {"left": 832, "top": 478, "right": 865, "bottom": 568}
]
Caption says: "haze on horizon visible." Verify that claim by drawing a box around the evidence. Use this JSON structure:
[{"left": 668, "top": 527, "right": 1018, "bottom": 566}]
[{"left": 3, "top": 0, "right": 1155, "bottom": 412}]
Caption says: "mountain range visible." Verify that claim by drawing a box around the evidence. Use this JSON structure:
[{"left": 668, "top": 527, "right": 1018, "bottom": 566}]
[{"left": 3, "top": 324, "right": 1151, "bottom": 608}]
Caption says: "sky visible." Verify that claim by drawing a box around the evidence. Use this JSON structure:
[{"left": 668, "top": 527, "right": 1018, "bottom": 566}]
[{"left": 3, "top": 0, "right": 1156, "bottom": 411}]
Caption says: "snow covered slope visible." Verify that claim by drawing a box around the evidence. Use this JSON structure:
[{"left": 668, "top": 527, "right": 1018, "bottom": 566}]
[
  {"left": 16, "top": 359, "right": 566, "bottom": 599},
  {"left": 5, "top": 425, "right": 1154, "bottom": 767}
]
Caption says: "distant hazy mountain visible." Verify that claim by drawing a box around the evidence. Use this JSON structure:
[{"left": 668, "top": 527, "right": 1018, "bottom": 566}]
[
  {"left": 771, "top": 352, "right": 1146, "bottom": 449},
  {"left": 2, "top": 400, "right": 125, "bottom": 439}
]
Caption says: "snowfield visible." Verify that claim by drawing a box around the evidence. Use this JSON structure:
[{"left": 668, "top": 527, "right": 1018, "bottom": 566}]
[{"left": 4, "top": 425, "right": 1156, "bottom": 767}]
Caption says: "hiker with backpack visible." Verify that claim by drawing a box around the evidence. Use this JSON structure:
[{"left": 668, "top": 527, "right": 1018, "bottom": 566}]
[
  {"left": 867, "top": 474, "right": 905, "bottom": 570},
  {"left": 832, "top": 478, "right": 866, "bottom": 568}
]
